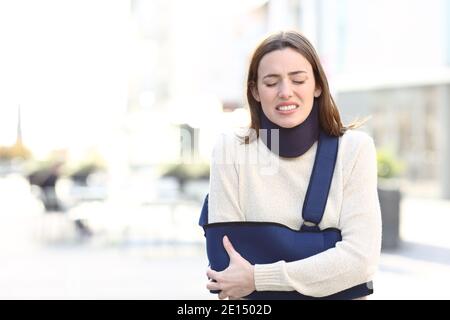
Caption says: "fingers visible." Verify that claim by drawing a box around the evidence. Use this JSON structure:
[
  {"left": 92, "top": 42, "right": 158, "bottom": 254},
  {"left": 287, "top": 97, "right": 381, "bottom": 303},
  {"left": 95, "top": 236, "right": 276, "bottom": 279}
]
[
  {"left": 218, "top": 290, "right": 228, "bottom": 300},
  {"left": 223, "top": 235, "right": 237, "bottom": 258},
  {"left": 206, "top": 267, "right": 219, "bottom": 281},
  {"left": 206, "top": 280, "right": 221, "bottom": 291}
]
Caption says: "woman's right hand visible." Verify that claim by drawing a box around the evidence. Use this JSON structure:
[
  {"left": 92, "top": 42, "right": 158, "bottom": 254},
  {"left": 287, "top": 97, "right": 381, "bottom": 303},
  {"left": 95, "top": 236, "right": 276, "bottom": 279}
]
[{"left": 206, "top": 236, "right": 255, "bottom": 299}]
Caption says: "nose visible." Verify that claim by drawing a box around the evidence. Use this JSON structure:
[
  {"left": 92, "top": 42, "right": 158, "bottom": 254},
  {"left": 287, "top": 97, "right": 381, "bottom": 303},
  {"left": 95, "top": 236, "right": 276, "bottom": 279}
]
[{"left": 278, "top": 81, "right": 293, "bottom": 99}]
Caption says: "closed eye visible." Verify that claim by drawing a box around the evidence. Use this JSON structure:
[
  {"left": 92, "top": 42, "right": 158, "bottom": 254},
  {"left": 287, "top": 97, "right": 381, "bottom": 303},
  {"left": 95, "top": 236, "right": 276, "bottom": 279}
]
[{"left": 265, "top": 80, "right": 305, "bottom": 87}]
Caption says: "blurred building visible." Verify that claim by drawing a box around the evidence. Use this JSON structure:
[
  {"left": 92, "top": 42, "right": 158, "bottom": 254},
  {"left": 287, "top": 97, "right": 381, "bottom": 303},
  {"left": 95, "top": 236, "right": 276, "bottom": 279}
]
[
  {"left": 322, "top": 0, "right": 450, "bottom": 198},
  {"left": 0, "top": 106, "right": 31, "bottom": 171},
  {"left": 124, "top": 0, "right": 450, "bottom": 198},
  {"left": 124, "top": 0, "right": 269, "bottom": 173}
]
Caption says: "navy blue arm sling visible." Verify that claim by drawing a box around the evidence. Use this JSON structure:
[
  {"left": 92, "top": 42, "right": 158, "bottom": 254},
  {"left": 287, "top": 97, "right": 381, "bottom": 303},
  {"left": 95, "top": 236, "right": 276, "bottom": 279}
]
[{"left": 199, "top": 131, "right": 373, "bottom": 300}]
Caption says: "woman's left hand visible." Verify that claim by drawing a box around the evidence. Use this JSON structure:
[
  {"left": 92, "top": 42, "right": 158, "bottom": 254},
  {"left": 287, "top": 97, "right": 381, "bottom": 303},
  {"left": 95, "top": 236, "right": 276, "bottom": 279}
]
[{"left": 206, "top": 235, "right": 255, "bottom": 300}]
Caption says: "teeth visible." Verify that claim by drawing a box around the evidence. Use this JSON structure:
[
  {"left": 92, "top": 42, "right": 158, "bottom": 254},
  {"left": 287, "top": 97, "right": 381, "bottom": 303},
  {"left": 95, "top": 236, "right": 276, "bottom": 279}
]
[{"left": 277, "top": 105, "right": 298, "bottom": 111}]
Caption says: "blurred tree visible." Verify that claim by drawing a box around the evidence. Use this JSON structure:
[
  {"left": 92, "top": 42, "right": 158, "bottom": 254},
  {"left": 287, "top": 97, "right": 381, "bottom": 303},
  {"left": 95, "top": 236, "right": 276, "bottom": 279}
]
[
  {"left": 377, "top": 148, "right": 405, "bottom": 179},
  {"left": 161, "top": 162, "right": 210, "bottom": 193},
  {"left": 0, "top": 142, "right": 32, "bottom": 161}
]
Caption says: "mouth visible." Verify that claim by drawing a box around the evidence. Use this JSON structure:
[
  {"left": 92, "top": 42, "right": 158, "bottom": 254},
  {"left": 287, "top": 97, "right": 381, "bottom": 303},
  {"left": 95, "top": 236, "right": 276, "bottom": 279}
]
[{"left": 275, "top": 103, "right": 299, "bottom": 114}]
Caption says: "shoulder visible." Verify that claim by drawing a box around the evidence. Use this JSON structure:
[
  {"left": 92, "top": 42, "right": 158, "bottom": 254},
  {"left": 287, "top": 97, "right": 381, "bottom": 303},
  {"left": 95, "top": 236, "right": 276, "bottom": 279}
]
[
  {"left": 340, "top": 129, "right": 373, "bottom": 147},
  {"left": 211, "top": 128, "right": 251, "bottom": 163},
  {"left": 339, "top": 129, "right": 377, "bottom": 176},
  {"left": 339, "top": 129, "right": 375, "bottom": 156},
  {"left": 212, "top": 129, "right": 243, "bottom": 152}
]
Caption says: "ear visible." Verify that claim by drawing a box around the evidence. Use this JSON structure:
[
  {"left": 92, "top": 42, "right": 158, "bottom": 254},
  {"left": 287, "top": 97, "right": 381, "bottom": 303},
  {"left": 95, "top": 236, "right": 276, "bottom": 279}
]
[
  {"left": 314, "top": 86, "right": 322, "bottom": 98},
  {"left": 250, "top": 84, "right": 260, "bottom": 102}
]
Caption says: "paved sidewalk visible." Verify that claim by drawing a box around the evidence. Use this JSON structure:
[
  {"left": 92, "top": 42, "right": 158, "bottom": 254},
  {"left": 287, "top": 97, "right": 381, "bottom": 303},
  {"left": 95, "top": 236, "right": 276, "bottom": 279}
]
[
  {"left": 371, "top": 197, "right": 450, "bottom": 299},
  {"left": 1, "top": 175, "right": 450, "bottom": 299}
]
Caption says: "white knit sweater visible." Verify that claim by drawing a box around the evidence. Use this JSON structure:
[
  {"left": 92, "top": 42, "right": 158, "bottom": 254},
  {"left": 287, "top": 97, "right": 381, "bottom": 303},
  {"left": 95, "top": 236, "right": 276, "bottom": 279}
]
[{"left": 208, "top": 128, "right": 382, "bottom": 297}]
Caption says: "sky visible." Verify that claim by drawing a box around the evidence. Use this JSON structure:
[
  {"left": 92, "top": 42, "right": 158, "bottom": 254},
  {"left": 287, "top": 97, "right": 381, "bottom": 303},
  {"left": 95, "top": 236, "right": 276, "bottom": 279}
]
[
  {"left": 0, "top": 0, "right": 268, "bottom": 159},
  {"left": 0, "top": 0, "right": 130, "bottom": 157}
]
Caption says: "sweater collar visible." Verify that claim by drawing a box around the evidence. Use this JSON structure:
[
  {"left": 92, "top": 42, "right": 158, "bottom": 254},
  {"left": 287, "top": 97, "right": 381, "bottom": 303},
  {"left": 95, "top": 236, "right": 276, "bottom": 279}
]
[{"left": 259, "top": 99, "right": 320, "bottom": 158}]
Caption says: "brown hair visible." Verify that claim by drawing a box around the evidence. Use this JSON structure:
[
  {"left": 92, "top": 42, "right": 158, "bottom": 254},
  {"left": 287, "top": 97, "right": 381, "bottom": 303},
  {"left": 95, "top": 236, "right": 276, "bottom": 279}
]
[{"left": 244, "top": 30, "right": 363, "bottom": 143}]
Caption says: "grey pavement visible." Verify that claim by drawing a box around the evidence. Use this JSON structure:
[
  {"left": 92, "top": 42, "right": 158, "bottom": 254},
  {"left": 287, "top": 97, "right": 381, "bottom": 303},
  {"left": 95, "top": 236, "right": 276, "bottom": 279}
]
[
  {"left": 371, "top": 197, "right": 450, "bottom": 299},
  {"left": 1, "top": 175, "right": 450, "bottom": 299}
]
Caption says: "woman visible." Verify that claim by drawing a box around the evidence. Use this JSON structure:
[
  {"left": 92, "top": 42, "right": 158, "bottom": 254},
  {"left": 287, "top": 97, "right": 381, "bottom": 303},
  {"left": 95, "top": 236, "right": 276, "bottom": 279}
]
[{"left": 204, "top": 30, "right": 382, "bottom": 300}]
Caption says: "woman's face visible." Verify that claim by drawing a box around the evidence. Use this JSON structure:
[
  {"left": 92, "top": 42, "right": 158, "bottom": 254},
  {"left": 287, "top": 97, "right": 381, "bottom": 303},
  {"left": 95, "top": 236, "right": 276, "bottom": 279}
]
[{"left": 252, "top": 48, "right": 322, "bottom": 128}]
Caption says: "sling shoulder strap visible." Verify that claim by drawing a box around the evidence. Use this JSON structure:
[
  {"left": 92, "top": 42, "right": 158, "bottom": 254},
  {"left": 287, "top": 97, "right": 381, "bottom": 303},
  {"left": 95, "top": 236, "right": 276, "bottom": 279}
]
[
  {"left": 301, "top": 131, "right": 339, "bottom": 228},
  {"left": 199, "top": 131, "right": 339, "bottom": 229}
]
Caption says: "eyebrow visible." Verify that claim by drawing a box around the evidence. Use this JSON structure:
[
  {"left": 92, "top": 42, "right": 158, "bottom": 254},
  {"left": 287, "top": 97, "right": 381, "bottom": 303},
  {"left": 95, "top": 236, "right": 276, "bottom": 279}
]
[{"left": 263, "top": 71, "right": 307, "bottom": 79}]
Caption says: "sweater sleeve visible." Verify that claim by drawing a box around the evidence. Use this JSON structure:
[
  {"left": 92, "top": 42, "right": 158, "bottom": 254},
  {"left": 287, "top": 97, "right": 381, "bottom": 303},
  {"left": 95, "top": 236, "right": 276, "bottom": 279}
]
[
  {"left": 208, "top": 133, "right": 245, "bottom": 223},
  {"left": 253, "top": 135, "right": 382, "bottom": 297}
]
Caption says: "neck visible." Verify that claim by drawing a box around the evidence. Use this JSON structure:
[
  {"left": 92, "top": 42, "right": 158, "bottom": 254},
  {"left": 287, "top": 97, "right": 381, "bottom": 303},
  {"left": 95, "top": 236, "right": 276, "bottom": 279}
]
[{"left": 259, "top": 100, "right": 320, "bottom": 158}]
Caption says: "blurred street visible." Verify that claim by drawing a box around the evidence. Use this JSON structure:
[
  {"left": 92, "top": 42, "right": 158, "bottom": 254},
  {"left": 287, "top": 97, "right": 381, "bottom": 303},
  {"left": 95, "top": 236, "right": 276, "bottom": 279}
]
[
  {"left": 0, "top": 174, "right": 212, "bottom": 300},
  {"left": 1, "top": 0, "right": 450, "bottom": 302},
  {"left": 1, "top": 175, "right": 450, "bottom": 300},
  {"left": 372, "top": 197, "right": 450, "bottom": 299}
]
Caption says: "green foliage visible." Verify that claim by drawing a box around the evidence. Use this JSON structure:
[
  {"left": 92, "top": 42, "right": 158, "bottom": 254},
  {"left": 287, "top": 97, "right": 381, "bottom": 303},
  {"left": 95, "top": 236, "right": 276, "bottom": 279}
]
[
  {"left": 161, "top": 163, "right": 210, "bottom": 181},
  {"left": 0, "top": 142, "right": 32, "bottom": 161},
  {"left": 376, "top": 148, "right": 405, "bottom": 179}
]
